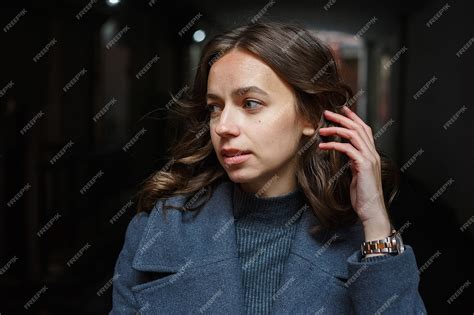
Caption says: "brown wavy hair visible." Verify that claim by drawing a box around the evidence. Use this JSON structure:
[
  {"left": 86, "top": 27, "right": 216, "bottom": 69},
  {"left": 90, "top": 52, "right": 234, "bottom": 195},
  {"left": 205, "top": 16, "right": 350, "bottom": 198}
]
[{"left": 135, "top": 20, "right": 400, "bottom": 235}]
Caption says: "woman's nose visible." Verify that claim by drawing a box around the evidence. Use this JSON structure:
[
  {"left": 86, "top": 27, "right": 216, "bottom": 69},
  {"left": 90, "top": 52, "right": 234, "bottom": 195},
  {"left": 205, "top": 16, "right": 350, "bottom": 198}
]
[{"left": 214, "top": 106, "right": 240, "bottom": 137}]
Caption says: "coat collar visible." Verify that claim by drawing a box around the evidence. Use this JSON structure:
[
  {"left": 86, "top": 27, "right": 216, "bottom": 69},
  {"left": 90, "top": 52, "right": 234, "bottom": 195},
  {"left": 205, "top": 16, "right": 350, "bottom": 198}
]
[{"left": 132, "top": 179, "right": 365, "bottom": 281}]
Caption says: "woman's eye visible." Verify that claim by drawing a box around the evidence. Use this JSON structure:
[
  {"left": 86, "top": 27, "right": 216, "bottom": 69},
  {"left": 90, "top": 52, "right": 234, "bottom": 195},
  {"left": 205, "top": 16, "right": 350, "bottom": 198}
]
[
  {"left": 206, "top": 100, "right": 262, "bottom": 113},
  {"left": 206, "top": 104, "right": 220, "bottom": 112},
  {"left": 243, "top": 100, "right": 262, "bottom": 110}
]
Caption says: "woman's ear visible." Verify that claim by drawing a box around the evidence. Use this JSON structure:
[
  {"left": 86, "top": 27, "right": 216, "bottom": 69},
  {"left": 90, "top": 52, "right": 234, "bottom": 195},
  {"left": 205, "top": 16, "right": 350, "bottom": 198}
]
[
  {"left": 302, "top": 126, "right": 316, "bottom": 136},
  {"left": 300, "top": 116, "right": 317, "bottom": 136}
]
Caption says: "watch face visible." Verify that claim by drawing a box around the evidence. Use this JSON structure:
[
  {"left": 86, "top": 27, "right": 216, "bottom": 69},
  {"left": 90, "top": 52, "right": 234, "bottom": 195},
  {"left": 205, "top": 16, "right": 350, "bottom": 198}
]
[{"left": 395, "top": 233, "right": 405, "bottom": 253}]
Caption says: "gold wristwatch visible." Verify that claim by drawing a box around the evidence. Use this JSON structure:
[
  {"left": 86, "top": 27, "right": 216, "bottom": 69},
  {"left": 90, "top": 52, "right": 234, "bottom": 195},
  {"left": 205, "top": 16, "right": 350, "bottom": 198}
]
[{"left": 361, "top": 228, "right": 405, "bottom": 257}]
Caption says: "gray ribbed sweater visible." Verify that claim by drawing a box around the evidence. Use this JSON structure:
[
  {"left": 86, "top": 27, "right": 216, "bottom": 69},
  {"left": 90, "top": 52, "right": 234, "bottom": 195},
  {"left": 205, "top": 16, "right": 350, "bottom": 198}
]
[{"left": 232, "top": 182, "right": 306, "bottom": 315}]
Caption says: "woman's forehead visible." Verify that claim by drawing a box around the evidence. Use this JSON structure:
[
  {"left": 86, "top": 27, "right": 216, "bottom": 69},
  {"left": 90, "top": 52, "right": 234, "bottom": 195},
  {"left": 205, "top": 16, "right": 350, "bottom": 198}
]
[{"left": 207, "top": 50, "right": 285, "bottom": 96}]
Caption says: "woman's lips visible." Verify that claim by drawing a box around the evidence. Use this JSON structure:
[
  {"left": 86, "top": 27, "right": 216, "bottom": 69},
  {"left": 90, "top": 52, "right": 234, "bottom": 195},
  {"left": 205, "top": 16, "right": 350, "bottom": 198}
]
[{"left": 223, "top": 152, "right": 252, "bottom": 165}]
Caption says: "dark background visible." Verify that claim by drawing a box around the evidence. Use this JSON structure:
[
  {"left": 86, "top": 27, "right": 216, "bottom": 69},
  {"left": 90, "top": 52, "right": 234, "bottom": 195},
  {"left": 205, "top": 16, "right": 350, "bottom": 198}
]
[{"left": 1, "top": 0, "right": 473, "bottom": 314}]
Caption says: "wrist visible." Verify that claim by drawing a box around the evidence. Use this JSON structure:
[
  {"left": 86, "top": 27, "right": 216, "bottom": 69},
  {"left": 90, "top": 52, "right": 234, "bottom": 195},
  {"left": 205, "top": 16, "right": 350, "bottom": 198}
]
[{"left": 362, "top": 217, "right": 392, "bottom": 242}]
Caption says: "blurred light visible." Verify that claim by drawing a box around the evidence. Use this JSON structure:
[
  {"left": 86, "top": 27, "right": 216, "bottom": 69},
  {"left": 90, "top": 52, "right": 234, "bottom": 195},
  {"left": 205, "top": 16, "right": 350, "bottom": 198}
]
[
  {"left": 102, "top": 19, "right": 118, "bottom": 45},
  {"left": 193, "top": 30, "right": 206, "bottom": 43},
  {"left": 106, "top": 0, "right": 120, "bottom": 6}
]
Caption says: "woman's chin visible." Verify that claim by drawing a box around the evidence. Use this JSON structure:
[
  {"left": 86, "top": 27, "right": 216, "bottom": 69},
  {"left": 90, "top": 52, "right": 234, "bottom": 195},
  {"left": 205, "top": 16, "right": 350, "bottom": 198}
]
[{"left": 224, "top": 169, "right": 257, "bottom": 184}]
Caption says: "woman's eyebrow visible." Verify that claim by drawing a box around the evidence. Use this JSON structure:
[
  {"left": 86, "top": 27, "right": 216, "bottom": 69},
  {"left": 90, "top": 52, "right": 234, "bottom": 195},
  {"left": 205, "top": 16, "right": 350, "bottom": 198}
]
[{"left": 206, "top": 86, "right": 269, "bottom": 100}]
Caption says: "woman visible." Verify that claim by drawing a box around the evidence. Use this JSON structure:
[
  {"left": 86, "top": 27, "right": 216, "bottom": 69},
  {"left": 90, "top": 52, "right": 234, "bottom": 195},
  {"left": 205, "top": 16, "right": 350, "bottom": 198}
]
[{"left": 110, "top": 21, "right": 427, "bottom": 314}]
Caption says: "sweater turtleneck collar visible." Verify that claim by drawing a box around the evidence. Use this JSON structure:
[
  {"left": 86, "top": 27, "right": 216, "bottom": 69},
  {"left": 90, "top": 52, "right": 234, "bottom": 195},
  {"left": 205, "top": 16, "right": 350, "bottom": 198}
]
[{"left": 232, "top": 181, "right": 307, "bottom": 228}]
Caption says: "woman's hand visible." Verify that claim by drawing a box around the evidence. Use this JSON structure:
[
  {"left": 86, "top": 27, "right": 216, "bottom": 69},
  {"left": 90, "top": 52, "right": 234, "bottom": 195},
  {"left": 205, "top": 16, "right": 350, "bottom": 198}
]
[{"left": 318, "top": 105, "right": 392, "bottom": 243}]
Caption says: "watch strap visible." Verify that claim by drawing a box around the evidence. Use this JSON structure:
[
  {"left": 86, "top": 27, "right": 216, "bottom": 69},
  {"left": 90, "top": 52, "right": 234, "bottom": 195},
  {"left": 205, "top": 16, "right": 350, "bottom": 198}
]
[{"left": 361, "top": 228, "right": 403, "bottom": 257}]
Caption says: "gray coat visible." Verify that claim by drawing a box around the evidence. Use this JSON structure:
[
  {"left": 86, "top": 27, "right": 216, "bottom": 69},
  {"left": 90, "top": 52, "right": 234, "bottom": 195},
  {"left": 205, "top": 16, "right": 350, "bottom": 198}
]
[{"left": 110, "top": 180, "right": 427, "bottom": 314}]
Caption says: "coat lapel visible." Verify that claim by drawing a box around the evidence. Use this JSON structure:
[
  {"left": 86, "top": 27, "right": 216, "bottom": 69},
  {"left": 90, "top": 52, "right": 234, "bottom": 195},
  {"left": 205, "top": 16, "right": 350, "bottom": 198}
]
[
  {"left": 130, "top": 179, "right": 365, "bottom": 314},
  {"left": 130, "top": 180, "right": 245, "bottom": 313}
]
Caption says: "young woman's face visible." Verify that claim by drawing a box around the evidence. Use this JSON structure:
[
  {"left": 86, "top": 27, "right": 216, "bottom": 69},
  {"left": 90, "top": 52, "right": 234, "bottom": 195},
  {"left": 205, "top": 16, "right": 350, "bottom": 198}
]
[{"left": 207, "top": 49, "right": 315, "bottom": 196}]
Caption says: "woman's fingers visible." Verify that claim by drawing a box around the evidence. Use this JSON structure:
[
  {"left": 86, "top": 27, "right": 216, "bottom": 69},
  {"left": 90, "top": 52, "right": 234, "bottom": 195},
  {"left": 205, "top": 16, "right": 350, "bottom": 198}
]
[
  {"left": 341, "top": 105, "right": 375, "bottom": 145},
  {"left": 318, "top": 141, "right": 366, "bottom": 164},
  {"left": 322, "top": 109, "right": 376, "bottom": 157},
  {"left": 319, "top": 126, "right": 372, "bottom": 157}
]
